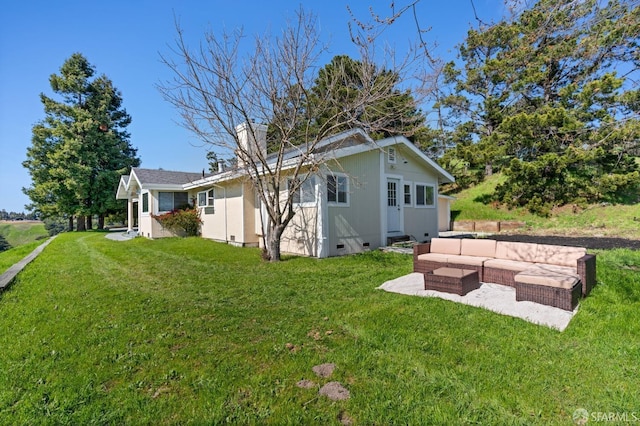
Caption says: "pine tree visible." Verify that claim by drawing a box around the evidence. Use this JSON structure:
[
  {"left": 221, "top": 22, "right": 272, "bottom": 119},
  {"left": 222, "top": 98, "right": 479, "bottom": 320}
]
[
  {"left": 23, "top": 53, "right": 140, "bottom": 229},
  {"left": 440, "top": 0, "right": 640, "bottom": 212},
  {"left": 0, "top": 235, "right": 11, "bottom": 253}
]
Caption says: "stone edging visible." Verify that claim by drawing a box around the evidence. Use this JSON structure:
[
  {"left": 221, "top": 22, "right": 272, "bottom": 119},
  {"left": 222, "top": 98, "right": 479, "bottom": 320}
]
[{"left": 0, "top": 235, "right": 57, "bottom": 292}]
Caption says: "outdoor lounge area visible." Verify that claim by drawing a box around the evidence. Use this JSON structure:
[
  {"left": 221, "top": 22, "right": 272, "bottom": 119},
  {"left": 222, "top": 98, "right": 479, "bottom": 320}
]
[{"left": 412, "top": 238, "right": 597, "bottom": 311}]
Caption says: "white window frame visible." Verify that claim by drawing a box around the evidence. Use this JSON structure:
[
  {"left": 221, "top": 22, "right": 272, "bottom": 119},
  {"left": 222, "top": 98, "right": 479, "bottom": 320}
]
[
  {"left": 388, "top": 147, "right": 397, "bottom": 164},
  {"left": 327, "top": 173, "right": 349, "bottom": 207},
  {"left": 157, "top": 191, "right": 189, "bottom": 213},
  {"left": 288, "top": 175, "right": 317, "bottom": 207},
  {"left": 415, "top": 183, "right": 436, "bottom": 208},
  {"left": 403, "top": 182, "right": 413, "bottom": 206},
  {"left": 197, "top": 189, "right": 215, "bottom": 207},
  {"left": 141, "top": 191, "right": 149, "bottom": 215}
]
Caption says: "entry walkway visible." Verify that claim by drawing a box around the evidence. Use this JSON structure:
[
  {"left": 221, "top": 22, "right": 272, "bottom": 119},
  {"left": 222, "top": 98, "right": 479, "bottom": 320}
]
[
  {"left": 105, "top": 228, "right": 138, "bottom": 241},
  {"left": 379, "top": 272, "right": 576, "bottom": 331}
]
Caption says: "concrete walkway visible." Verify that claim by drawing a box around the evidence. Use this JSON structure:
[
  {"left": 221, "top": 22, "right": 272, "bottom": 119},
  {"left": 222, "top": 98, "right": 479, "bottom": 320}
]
[
  {"left": 105, "top": 228, "right": 137, "bottom": 241},
  {"left": 379, "top": 273, "right": 576, "bottom": 331},
  {"left": 0, "top": 236, "right": 57, "bottom": 292}
]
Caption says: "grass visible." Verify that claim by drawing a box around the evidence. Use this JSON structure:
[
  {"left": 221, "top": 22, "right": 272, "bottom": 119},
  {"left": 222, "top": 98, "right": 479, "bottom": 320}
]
[
  {"left": 0, "top": 221, "right": 48, "bottom": 248},
  {"left": 450, "top": 175, "right": 640, "bottom": 238},
  {"left": 0, "top": 240, "right": 46, "bottom": 275},
  {"left": 1, "top": 233, "right": 639, "bottom": 424}
]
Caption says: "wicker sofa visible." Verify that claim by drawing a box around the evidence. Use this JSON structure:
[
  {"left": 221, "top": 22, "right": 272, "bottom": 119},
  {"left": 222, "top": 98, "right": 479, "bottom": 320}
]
[{"left": 413, "top": 238, "right": 597, "bottom": 311}]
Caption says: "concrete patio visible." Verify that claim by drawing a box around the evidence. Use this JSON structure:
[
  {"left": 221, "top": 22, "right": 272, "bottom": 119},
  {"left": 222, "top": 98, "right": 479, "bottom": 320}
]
[{"left": 379, "top": 272, "right": 577, "bottom": 331}]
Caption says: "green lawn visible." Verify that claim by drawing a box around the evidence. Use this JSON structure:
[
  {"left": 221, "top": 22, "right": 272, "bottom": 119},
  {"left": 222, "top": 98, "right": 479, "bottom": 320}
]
[
  {"left": 1, "top": 233, "right": 638, "bottom": 424},
  {"left": 0, "top": 221, "right": 48, "bottom": 248},
  {"left": 0, "top": 240, "right": 45, "bottom": 275}
]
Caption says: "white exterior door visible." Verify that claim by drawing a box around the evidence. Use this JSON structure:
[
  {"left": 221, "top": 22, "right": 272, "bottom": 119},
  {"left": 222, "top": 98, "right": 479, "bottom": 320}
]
[{"left": 386, "top": 178, "right": 401, "bottom": 233}]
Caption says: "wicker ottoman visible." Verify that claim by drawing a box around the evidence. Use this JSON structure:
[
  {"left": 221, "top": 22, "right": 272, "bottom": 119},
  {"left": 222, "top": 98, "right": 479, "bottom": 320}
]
[
  {"left": 424, "top": 268, "right": 480, "bottom": 296},
  {"left": 514, "top": 272, "right": 582, "bottom": 311}
]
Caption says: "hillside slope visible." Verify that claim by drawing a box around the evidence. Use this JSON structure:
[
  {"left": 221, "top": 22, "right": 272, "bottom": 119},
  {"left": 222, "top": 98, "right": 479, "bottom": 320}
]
[
  {"left": 0, "top": 221, "right": 48, "bottom": 248},
  {"left": 448, "top": 175, "right": 640, "bottom": 239}
]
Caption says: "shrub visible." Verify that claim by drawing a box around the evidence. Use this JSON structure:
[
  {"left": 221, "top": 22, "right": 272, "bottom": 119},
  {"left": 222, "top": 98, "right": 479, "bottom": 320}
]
[
  {"left": 152, "top": 208, "right": 202, "bottom": 237},
  {"left": 0, "top": 235, "right": 11, "bottom": 252},
  {"left": 43, "top": 217, "right": 67, "bottom": 236}
]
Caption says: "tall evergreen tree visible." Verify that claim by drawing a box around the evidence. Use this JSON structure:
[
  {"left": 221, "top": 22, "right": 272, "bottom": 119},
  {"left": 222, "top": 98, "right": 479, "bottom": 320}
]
[
  {"left": 440, "top": 0, "right": 640, "bottom": 213},
  {"left": 308, "top": 55, "right": 426, "bottom": 141},
  {"left": 24, "top": 53, "right": 140, "bottom": 229}
]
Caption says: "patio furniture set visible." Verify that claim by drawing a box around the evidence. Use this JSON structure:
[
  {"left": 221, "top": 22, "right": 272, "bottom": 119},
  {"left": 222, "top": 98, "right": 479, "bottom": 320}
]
[{"left": 413, "top": 238, "right": 597, "bottom": 311}]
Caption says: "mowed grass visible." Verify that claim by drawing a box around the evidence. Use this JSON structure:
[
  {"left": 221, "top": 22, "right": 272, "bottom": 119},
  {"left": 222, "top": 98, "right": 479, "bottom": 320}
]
[
  {"left": 449, "top": 175, "right": 640, "bottom": 238},
  {"left": 0, "top": 221, "right": 48, "bottom": 247},
  {"left": 0, "top": 240, "right": 46, "bottom": 275},
  {"left": 0, "top": 233, "right": 639, "bottom": 424}
]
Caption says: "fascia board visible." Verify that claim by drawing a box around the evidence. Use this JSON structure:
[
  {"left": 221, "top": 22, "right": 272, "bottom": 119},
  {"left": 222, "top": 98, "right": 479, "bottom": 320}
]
[
  {"left": 144, "top": 184, "right": 187, "bottom": 191},
  {"left": 377, "top": 136, "right": 455, "bottom": 183},
  {"left": 183, "top": 170, "right": 243, "bottom": 190}
]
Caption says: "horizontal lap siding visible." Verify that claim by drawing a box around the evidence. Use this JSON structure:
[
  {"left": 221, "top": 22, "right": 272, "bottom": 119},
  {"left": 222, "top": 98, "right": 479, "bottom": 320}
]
[
  {"left": 328, "top": 151, "right": 381, "bottom": 257},
  {"left": 384, "top": 145, "right": 440, "bottom": 242},
  {"left": 281, "top": 206, "right": 319, "bottom": 256}
]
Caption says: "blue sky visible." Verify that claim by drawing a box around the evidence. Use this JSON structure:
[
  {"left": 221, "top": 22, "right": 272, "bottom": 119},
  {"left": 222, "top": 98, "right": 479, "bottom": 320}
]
[{"left": 0, "top": 0, "right": 505, "bottom": 213}]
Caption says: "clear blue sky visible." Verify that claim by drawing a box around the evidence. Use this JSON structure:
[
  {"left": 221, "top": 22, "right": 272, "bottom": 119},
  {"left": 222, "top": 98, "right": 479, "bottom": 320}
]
[{"left": 0, "top": 0, "right": 505, "bottom": 213}]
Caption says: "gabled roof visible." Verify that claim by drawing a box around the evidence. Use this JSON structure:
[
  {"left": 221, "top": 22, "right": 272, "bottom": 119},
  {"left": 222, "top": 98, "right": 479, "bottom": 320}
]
[
  {"left": 132, "top": 168, "right": 207, "bottom": 185},
  {"left": 375, "top": 136, "right": 455, "bottom": 183},
  {"left": 184, "top": 128, "right": 455, "bottom": 189},
  {"left": 116, "top": 168, "right": 211, "bottom": 199}
]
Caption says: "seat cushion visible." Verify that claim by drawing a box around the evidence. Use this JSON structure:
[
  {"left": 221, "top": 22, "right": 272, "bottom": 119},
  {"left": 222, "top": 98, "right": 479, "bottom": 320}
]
[
  {"left": 430, "top": 238, "right": 461, "bottom": 255},
  {"left": 460, "top": 239, "right": 497, "bottom": 258},
  {"left": 417, "top": 253, "right": 450, "bottom": 263},
  {"left": 495, "top": 241, "right": 538, "bottom": 262},
  {"left": 534, "top": 244, "right": 586, "bottom": 267},
  {"left": 525, "top": 263, "right": 579, "bottom": 279},
  {"left": 484, "top": 258, "right": 534, "bottom": 272},
  {"left": 448, "top": 255, "right": 492, "bottom": 267},
  {"left": 515, "top": 270, "right": 579, "bottom": 289}
]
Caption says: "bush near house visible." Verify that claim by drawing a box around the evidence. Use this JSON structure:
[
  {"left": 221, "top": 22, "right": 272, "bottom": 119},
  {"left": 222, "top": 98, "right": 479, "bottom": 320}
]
[{"left": 151, "top": 207, "right": 202, "bottom": 236}]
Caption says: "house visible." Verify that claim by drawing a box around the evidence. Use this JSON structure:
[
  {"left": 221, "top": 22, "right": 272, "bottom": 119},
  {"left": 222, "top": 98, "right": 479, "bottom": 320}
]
[
  {"left": 116, "top": 124, "right": 454, "bottom": 257},
  {"left": 115, "top": 168, "right": 210, "bottom": 238}
]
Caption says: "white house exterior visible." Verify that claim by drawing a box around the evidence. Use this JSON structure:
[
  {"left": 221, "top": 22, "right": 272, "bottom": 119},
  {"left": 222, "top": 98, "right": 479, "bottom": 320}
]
[{"left": 116, "top": 126, "right": 454, "bottom": 257}]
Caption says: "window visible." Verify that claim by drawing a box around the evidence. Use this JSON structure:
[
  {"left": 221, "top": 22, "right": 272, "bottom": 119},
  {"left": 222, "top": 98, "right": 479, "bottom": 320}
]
[
  {"left": 327, "top": 174, "right": 348, "bottom": 205},
  {"left": 158, "top": 192, "right": 189, "bottom": 212},
  {"left": 197, "top": 189, "right": 214, "bottom": 207},
  {"left": 388, "top": 147, "right": 396, "bottom": 164},
  {"left": 288, "top": 177, "right": 316, "bottom": 205},
  {"left": 142, "top": 192, "right": 149, "bottom": 213},
  {"left": 415, "top": 184, "right": 435, "bottom": 207},
  {"left": 404, "top": 184, "right": 412, "bottom": 205}
]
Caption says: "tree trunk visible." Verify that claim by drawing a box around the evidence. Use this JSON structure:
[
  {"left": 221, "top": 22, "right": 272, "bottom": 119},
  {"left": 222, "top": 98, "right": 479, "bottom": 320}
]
[
  {"left": 98, "top": 215, "right": 105, "bottom": 230},
  {"left": 265, "top": 223, "right": 285, "bottom": 262},
  {"left": 485, "top": 162, "right": 493, "bottom": 176},
  {"left": 77, "top": 215, "right": 86, "bottom": 232},
  {"left": 68, "top": 216, "right": 74, "bottom": 232},
  {"left": 86, "top": 215, "right": 93, "bottom": 230}
]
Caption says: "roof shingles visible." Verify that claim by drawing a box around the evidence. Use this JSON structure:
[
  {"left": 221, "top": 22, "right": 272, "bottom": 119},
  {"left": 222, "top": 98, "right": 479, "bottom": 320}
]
[{"left": 132, "top": 168, "right": 208, "bottom": 186}]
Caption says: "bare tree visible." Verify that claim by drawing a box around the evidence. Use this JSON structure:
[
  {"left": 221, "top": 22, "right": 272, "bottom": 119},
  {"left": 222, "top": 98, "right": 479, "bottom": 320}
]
[{"left": 158, "top": 7, "right": 424, "bottom": 261}]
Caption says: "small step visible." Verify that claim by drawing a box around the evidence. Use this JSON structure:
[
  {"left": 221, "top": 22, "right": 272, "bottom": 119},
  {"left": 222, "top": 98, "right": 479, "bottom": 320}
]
[{"left": 387, "top": 235, "right": 413, "bottom": 246}]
